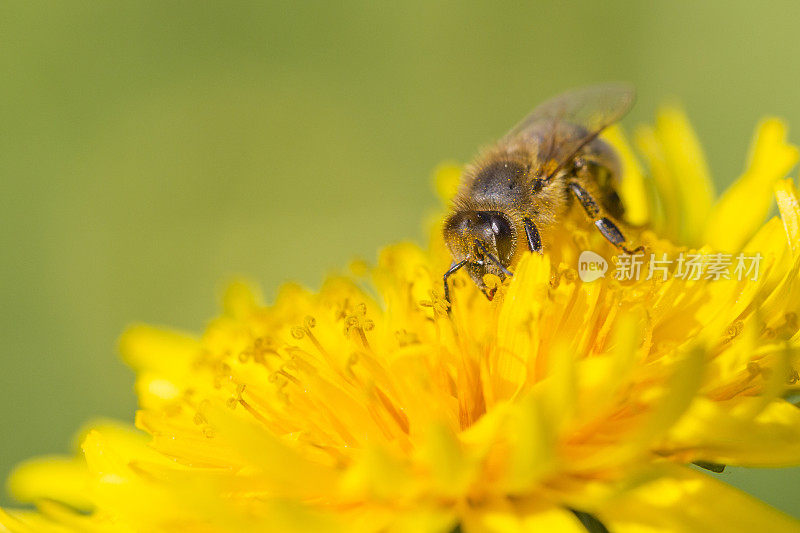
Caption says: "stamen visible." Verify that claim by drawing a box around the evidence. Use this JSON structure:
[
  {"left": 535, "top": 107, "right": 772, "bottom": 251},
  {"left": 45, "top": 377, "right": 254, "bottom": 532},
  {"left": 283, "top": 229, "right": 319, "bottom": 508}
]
[
  {"left": 286, "top": 350, "right": 318, "bottom": 375},
  {"left": 561, "top": 267, "right": 578, "bottom": 283},
  {"left": 342, "top": 304, "right": 375, "bottom": 350},
  {"left": 420, "top": 290, "right": 449, "bottom": 316},
  {"left": 374, "top": 387, "right": 410, "bottom": 434},
  {"left": 289, "top": 316, "right": 342, "bottom": 374},
  {"left": 237, "top": 398, "right": 269, "bottom": 425},
  {"left": 345, "top": 353, "right": 359, "bottom": 378},
  {"left": 276, "top": 367, "right": 302, "bottom": 387},
  {"left": 303, "top": 324, "right": 331, "bottom": 360},
  {"left": 251, "top": 337, "right": 281, "bottom": 365},
  {"left": 395, "top": 330, "right": 419, "bottom": 347},
  {"left": 726, "top": 320, "right": 744, "bottom": 340}
]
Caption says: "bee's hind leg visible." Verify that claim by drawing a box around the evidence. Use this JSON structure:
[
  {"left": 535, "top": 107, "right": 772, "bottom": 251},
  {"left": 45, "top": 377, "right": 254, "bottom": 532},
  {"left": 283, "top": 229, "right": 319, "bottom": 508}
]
[{"left": 567, "top": 181, "right": 643, "bottom": 254}]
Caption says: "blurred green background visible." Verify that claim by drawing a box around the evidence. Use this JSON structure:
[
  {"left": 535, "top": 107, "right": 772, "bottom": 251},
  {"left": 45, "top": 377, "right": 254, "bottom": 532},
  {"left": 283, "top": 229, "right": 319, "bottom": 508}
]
[{"left": 1, "top": 0, "right": 799, "bottom": 517}]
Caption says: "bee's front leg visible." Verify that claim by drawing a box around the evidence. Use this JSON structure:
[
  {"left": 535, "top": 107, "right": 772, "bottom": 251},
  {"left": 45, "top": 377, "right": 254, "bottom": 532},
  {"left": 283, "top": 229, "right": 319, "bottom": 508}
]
[
  {"left": 523, "top": 217, "right": 543, "bottom": 253},
  {"left": 443, "top": 260, "right": 467, "bottom": 304}
]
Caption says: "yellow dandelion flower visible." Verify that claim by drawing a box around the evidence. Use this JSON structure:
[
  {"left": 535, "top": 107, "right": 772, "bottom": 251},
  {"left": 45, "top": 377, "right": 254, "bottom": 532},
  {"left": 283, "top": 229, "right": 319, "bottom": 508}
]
[{"left": 3, "top": 109, "right": 800, "bottom": 533}]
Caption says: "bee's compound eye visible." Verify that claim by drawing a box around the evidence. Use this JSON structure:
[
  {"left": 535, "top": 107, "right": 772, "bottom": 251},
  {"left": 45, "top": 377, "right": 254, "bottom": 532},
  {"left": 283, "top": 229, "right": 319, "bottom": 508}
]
[
  {"left": 488, "top": 213, "right": 514, "bottom": 262},
  {"left": 490, "top": 217, "right": 505, "bottom": 236}
]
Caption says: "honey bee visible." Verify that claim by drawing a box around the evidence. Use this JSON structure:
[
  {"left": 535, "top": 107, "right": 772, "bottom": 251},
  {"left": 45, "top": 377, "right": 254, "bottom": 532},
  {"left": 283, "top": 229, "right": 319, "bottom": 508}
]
[{"left": 443, "top": 83, "right": 642, "bottom": 302}]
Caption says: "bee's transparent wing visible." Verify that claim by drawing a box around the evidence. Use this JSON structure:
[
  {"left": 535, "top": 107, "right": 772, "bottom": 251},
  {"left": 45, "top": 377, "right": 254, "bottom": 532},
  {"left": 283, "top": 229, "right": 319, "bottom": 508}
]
[{"left": 502, "top": 83, "right": 635, "bottom": 179}]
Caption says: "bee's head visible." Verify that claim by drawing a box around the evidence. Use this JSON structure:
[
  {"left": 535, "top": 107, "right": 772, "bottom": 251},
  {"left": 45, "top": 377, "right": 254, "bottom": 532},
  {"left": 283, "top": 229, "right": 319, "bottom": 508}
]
[{"left": 443, "top": 210, "right": 516, "bottom": 296}]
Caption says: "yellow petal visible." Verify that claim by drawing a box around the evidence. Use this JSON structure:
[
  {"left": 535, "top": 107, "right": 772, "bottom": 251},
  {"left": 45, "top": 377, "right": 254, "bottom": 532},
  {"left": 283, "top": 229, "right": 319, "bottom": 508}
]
[
  {"left": 221, "top": 279, "right": 263, "bottom": 319},
  {"left": 655, "top": 106, "right": 715, "bottom": 245},
  {"left": 603, "top": 465, "right": 800, "bottom": 532},
  {"left": 0, "top": 505, "right": 100, "bottom": 533},
  {"left": 636, "top": 107, "right": 716, "bottom": 244},
  {"left": 434, "top": 162, "right": 463, "bottom": 204},
  {"left": 634, "top": 124, "right": 676, "bottom": 238},
  {"left": 414, "top": 422, "right": 476, "bottom": 498},
  {"left": 663, "top": 398, "right": 800, "bottom": 467},
  {"left": 500, "top": 393, "right": 557, "bottom": 493},
  {"left": 462, "top": 501, "right": 587, "bottom": 533},
  {"left": 386, "top": 508, "right": 457, "bottom": 533},
  {"left": 202, "top": 404, "right": 341, "bottom": 499},
  {"left": 704, "top": 119, "right": 799, "bottom": 251},
  {"left": 775, "top": 178, "right": 800, "bottom": 257},
  {"left": 6, "top": 456, "right": 91, "bottom": 511},
  {"left": 636, "top": 344, "right": 706, "bottom": 447},
  {"left": 75, "top": 418, "right": 174, "bottom": 468},
  {"left": 340, "top": 445, "right": 413, "bottom": 503},
  {"left": 602, "top": 125, "right": 651, "bottom": 226},
  {"left": 119, "top": 323, "right": 199, "bottom": 375},
  {"left": 495, "top": 252, "right": 550, "bottom": 396}
]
